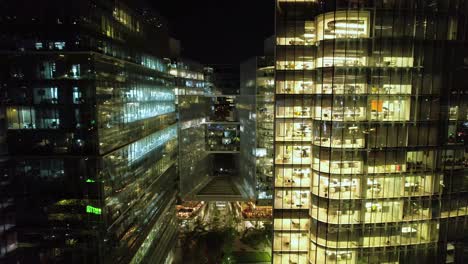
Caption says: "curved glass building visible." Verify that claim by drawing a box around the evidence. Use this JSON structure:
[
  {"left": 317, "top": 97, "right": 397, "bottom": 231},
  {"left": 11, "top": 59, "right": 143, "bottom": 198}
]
[{"left": 274, "top": 0, "right": 468, "bottom": 263}]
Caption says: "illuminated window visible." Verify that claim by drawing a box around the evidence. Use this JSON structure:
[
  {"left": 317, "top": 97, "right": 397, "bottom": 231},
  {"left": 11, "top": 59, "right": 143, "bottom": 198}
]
[
  {"left": 317, "top": 11, "right": 370, "bottom": 41},
  {"left": 33, "top": 87, "right": 58, "bottom": 104}
]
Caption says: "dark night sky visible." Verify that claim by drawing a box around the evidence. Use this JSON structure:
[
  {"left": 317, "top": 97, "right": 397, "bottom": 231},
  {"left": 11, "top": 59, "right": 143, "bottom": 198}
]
[{"left": 150, "top": 0, "right": 274, "bottom": 64}]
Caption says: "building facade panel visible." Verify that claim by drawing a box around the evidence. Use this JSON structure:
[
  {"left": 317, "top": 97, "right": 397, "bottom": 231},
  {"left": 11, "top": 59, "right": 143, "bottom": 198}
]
[
  {"left": 0, "top": 1, "right": 178, "bottom": 263},
  {"left": 274, "top": 0, "right": 468, "bottom": 263}
]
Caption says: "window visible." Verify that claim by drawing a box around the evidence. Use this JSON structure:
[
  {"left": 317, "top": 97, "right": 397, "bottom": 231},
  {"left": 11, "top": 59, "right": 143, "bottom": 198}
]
[
  {"left": 316, "top": 11, "right": 370, "bottom": 41},
  {"left": 71, "top": 64, "right": 80, "bottom": 78},
  {"left": 73, "top": 87, "right": 82, "bottom": 104},
  {"left": 38, "top": 61, "right": 56, "bottom": 79},
  {"left": 7, "top": 107, "right": 35, "bottom": 129},
  {"left": 33, "top": 87, "right": 58, "bottom": 104}
]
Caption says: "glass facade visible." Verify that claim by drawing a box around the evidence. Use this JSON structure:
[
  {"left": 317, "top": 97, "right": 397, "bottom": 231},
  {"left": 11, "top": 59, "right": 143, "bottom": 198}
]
[
  {"left": 0, "top": 1, "right": 178, "bottom": 263},
  {"left": 175, "top": 59, "right": 213, "bottom": 198},
  {"left": 274, "top": 0, "right": 468, "bottom": 263},
  {"left": 256, "top": 57, "right": 275, "bottom": 204},
  {"left": 241, "top": 56, "right": 275, "bottom": 204},
  {"left": 169, "top": 60, "right": 206, "bottom": 96}
]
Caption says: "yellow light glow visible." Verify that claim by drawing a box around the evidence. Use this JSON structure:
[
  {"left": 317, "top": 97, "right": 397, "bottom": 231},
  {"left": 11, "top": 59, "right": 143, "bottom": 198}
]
[{"left": 334, "top": 22, "right": 366, "bottom": 29}]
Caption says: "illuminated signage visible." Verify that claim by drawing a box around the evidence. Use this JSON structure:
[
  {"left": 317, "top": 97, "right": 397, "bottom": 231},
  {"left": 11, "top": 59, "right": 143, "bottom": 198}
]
[{"left": 86, "top": 205, "right": 102, "bottom": 215}]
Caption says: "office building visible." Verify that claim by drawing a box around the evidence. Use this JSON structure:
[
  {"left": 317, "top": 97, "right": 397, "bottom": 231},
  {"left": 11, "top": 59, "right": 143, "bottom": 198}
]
[
  {"left": 186, "top": 93, "right": 253, "bottom": 200},
  {"left": 274, "top": 0, "right": 468, "bottom": 263},
  {"left": 237, "top": 56, "right": 275, "bottom": 250},
  {"left": 0, "top": 1, "right": 178, "bottom": 263},
  {"left": 241, "top": 56, "right": 275, "bottom": 205},
  {"left": 172, "top": 59, "right": 212, "bottom": 198},
  {"left": 169, "top": 57, "right": 256, "bottom": 201}
]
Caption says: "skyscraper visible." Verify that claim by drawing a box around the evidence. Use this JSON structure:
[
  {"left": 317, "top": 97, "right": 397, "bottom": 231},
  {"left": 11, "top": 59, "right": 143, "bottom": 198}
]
[
  {"left": 172, "top": 59, "right": 213, "bottom": 198},
  {"left": 274, "top": 0, "right": 468, "bottom": 263},
  {"left": 241, "top": 56, "right": 275, "bottom": 205},
  {"left": 0, "top": 1, "right": 178, "bottom": 263}
]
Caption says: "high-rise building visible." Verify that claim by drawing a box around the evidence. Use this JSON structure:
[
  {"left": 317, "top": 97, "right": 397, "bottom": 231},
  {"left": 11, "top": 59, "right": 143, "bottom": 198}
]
[
  {"left": 274, "top": 0, "right": 468, "bottom": 263},
  {"left": 241, "top": 55, "right": 275, "bottom": 205},
  {"left": 172, "top": 59, "right": 212, "bottom": 198},
  {"left": 174, "top": 60, "right": 256, "bottom": 201},
  {"left": 0, "top": 1, "right": 178, "bottom": 263}
]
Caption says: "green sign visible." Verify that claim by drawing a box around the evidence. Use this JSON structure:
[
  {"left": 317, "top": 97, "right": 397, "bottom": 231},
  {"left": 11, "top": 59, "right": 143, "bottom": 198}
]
[
  {"left": 85, "top": 179, "right": 96, "bottom": 183},
  {"left": 86, "top": 205, "right": 102, "bottom": 215}
]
